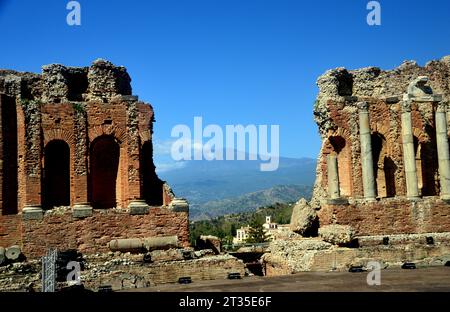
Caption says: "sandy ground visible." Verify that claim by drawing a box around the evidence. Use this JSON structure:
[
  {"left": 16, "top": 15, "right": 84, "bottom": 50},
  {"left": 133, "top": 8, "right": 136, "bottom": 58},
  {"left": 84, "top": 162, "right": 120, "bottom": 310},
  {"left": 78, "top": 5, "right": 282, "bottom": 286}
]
[{"left": 124, "top": 267, "right": 450, "bottom": 292}]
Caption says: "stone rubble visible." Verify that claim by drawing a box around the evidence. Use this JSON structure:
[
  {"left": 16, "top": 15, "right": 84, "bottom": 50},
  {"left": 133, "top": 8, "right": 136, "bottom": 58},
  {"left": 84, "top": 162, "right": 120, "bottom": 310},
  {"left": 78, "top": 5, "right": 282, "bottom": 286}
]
[
  {"left": 289, "top": 198, "right": 318, "bottom": 236},
  {"left": 0, "top": 248, "right": 246, "bottom": 292},
  {"left": 319, "top": 224, "right": 355, "bottom": 245}
]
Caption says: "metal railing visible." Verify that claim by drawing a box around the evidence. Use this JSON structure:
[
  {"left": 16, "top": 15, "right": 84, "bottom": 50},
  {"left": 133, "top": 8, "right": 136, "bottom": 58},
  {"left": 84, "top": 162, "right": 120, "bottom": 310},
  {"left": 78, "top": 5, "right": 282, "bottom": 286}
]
[{"left": 41, "top": 248, "right": 57, "bottom": 292}]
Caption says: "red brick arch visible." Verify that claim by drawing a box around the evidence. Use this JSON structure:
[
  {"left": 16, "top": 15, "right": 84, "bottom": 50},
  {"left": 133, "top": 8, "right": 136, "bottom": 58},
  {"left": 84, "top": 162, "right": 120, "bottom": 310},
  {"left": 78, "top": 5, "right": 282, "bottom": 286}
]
[
  {"left": 42, "top": 130, "right": 76, "bottom": 207},
  {"left": 326, "top": 128, "right": 352, "bottom": 142},
  {"left": 43, "top": 128, "right": 75, "bottom": 146},
  {"left": 89, "top": 124, "right": 127, "bottom": 144},
  {"left": 372, "top": 122, "right": 396, "bottom": 156}
]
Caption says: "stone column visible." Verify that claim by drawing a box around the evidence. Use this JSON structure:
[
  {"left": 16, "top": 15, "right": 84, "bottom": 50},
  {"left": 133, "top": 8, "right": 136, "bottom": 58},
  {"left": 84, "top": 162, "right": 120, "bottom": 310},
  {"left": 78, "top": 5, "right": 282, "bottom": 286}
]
[
  {"left": 435, "top": 101, "right": 450, "bottom": 200},
  {"left": 401, "top": 99, "right": 420, "bottom": 199},
  {"left": 358, "top": 102, "right": 376, "bottom": 200},
  {"left": 327, "top": 154, "right": 340, "bottom": 199}
]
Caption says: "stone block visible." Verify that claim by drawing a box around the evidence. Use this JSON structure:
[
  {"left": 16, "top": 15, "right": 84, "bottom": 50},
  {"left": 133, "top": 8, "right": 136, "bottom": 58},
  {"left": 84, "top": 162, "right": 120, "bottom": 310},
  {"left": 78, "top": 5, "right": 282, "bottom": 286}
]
[
  {"left": 169, "top": 198, "right": 189, "bottom": 213},
  {"left": 319, "top": 224, "right": 355, "bottom": 245},
  {"left": 72, "top": 204, "right": 93, "bottom": 218},
  {"left": 22, "top": 207, "right": 43, "bottom": 221},
  {"left": 289, "top": 198, "right": 318, "bottom": 236},
  {"left": 128, "top": 200, "right": 149, "bottom": 215}
]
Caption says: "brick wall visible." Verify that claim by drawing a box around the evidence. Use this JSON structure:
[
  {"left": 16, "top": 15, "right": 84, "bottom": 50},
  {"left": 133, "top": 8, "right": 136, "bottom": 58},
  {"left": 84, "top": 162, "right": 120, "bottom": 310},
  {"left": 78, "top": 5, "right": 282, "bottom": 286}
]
[
  {"left": 318, "top": 197, "right": 450, "bottom": 236},
  {"left": 0, "top": 208, "right": 189, "bottom": 259},
  {"left": 0, "top": 62, "right": 187, "bottom": 261},
  {"left": 0, "top": 215, "right": 21, "bottom": 248}
]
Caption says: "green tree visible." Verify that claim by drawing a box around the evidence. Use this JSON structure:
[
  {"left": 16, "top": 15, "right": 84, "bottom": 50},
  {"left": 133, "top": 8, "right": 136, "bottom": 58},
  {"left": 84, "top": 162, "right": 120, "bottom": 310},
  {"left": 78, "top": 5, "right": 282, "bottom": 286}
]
[
  {"left": 230, "top": 223, "right": 237, "bottom": 237},
  {"left": 246, "top": 220, "right": 270, "bottom": 244},
  {"left": 222, "top": 235, "right": 234, "bottom": 246}
]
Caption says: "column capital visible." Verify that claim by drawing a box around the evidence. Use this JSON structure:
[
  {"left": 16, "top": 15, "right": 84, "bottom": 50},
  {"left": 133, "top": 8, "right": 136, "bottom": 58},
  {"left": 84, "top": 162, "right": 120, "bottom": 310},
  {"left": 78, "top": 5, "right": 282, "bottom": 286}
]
[
  {"left": 357, "top": 101, "right": 369, "bottom": 111},
  {"left": 437, "top": 101, "right": 448, "bottom": 113}
]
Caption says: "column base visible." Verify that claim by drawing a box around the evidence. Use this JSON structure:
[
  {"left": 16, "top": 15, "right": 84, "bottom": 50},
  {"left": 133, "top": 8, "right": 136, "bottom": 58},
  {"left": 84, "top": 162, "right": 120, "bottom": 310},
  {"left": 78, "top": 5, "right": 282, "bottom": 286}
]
[
  {"left": 73, "top": 203, "right": 93, "bottom": 218},
  {"left": 128, "top": 200, "right": 150, "bottom": 215},
  {"left": 440, "top": 195, "right": 450, "bottom": 203},
  {"left": 169, "top": 198, "right": 189, "bottom": 212},
  {"left": 326, "top": 198, "right": 349, "bottom": 205},
  {"left": 22, "top": 205, "right": 43, "bottom": 220},
  {"left": 407, "top": 196, "right": 421, "bottom": 201}
]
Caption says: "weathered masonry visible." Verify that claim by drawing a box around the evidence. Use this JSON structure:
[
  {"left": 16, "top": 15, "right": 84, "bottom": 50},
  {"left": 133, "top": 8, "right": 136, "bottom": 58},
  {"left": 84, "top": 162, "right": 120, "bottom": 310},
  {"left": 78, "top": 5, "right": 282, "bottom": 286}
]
[
  {"left": 313, "top": 56, "right": 450, "bottom": 235},
  {"left": 0, "top": 60, "right": 189, "bottom": 258}
]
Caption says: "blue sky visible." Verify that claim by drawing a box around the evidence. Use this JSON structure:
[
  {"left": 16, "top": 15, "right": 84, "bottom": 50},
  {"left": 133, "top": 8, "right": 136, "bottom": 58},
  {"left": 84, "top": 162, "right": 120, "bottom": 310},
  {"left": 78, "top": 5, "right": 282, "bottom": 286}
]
[{"left": 1, "top": 0, "right": 450, "bottom": 163}]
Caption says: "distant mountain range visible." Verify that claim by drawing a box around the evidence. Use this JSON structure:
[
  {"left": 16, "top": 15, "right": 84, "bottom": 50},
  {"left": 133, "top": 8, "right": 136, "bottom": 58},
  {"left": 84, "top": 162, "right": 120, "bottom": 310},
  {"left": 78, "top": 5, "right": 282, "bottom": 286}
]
[
  {"left": 156, "top": 155, "right": 317, "bottom": 220},
  {"left": 189, "top": 184, "right": 312, "bottom": 220}
]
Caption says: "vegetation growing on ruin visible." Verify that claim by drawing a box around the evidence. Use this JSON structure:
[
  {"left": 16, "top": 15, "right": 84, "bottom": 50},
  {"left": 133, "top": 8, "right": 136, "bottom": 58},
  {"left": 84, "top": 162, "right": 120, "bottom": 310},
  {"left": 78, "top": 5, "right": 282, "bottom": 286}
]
[{"left": 72, "top": 102, "right": 85, "bottom": 113}]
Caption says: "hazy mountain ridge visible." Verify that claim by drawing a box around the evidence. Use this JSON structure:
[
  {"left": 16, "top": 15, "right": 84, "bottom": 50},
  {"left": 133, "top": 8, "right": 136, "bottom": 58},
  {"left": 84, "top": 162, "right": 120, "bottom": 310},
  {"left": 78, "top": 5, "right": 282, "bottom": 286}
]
[
  {"left": 189, "top": 184, "right": 312, "bottom": 220},
  {"left": 156, "top": 155, "right": 316, "bottom": 220}
]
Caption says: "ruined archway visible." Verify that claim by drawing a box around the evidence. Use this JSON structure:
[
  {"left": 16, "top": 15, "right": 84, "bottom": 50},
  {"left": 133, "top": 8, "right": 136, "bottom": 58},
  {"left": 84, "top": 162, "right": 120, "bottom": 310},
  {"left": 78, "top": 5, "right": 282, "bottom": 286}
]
[
  {"left": 384, "top": 157, "right": 397, "bottom": 197},
  {"left": 414, "top": 135, "right": 438, "bottom": 196},
  {"left": 328, "top": 136, "right": 352, "bottom": 197},
  {"left": 42, "top": 140, "right": 71, "bottom": 209},
  {"left": 90, "top": 135, "right": 120, "bottom": 209},
  {"left": 141, "top": 141, "right": 163, "bottom": 206},
  {"left": 371, "top": 132, "right": 396, "bottom": 198}
]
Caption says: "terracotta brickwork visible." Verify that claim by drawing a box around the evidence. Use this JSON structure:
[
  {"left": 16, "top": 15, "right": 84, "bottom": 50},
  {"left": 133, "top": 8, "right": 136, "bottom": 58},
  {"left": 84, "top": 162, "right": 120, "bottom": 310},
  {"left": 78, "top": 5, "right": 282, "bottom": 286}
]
[
  {"left": 0, "top": 60, "right": 186, "bottom": 258},
  {"left": 312, "top": 56, "right": 450, "bottom": 235},
  {"left": 318, "top": 198, "right": 450, "bottom": 236},
  {"left": 22, "top": 208, "right": 189, "bottom": 258},
  {"left": 319, "top": 99, "right": 435, "bottom": 199}
]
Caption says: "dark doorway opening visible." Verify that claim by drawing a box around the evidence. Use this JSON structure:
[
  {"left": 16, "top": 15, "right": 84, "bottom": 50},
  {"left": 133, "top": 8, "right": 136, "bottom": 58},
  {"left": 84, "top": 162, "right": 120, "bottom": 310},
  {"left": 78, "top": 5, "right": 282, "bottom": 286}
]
[
  {"left": 141, "top": 141, "right": 163, "bottom": 206},
  {"left": 384, "top": 157, "right": 397, "bottom": 197},
  {"left": 90, "top": 136, "right": 120, "bottom": 209},
  {"left": 414, "top": 135, "right": 438, "bottom": 196},
  {"left": 43, "top": 140, "right": 71, "bottom": 209},
  {"left": 1, "top": 95, "right": 18, "bottom": 215},
  {"left": 371, "top": 133, "right": 396, "bottom": 198}
]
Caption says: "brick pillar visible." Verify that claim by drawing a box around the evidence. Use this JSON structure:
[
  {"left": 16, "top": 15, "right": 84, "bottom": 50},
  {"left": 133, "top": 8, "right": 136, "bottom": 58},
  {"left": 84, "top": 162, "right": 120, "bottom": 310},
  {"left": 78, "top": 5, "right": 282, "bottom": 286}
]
[
  {"left": 358, "top": 101, "right": 376, "bottom": 200},
  {"left": 22, "top": 100, "right": 43, "bottom": 219},
  {"left": 401, "top": 99, "right": 420, "bottom": 199},
  {"left": 436, "top": 101, "right": 450, "bottom": 200},
  {"left": 126, "top": 100, "right": 149, "bottom": 215},
  {"left": 72, "top": 106, "right": 93, "bottom": 218}
]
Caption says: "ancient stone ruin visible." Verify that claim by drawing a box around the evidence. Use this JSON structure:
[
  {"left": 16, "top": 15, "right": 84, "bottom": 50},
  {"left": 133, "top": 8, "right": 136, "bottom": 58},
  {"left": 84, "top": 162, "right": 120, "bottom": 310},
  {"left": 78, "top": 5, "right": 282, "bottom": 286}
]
[
  {"left": 265, "top": 56, "right": 450, "bottom": 274},
  {"left": 0, "top": 59, "right": 189, "bottom": 259},
  {"left": 314, "top": 56, "right": 450, "bottom": 234}
]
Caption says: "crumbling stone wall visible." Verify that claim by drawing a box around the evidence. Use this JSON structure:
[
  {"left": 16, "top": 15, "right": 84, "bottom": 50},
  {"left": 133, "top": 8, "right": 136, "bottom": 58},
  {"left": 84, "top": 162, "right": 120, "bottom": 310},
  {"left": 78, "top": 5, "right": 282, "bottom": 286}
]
[
  {"left": 20, "top": 208, "right": 189, "bottom": 258},
  {"left": 0, "top": 60, "right": 185, "bottom": 259},
  {"left": 0, "top": 252, "right": 245, "bottom": 292},
  {"left": 263, "top": 235, "right": 450, "bottom": 275},
  {"left": 310, "top": 56, "right": 450, "bottom": 235}
]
